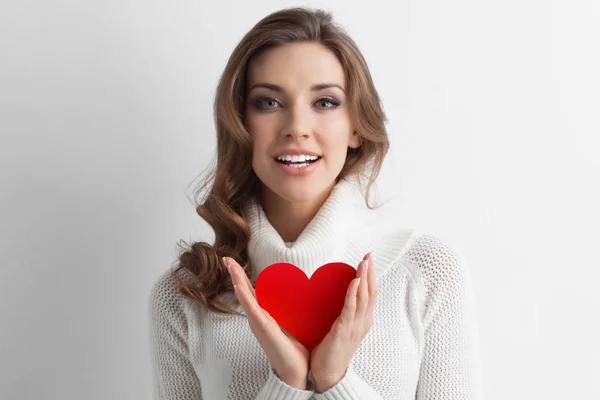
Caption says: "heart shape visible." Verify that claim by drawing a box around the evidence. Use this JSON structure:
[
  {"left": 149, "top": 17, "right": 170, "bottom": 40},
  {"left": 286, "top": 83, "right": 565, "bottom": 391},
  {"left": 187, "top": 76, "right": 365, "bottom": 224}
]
[{"left": 255, "top": 262, "right": 356, "bottom": 352}]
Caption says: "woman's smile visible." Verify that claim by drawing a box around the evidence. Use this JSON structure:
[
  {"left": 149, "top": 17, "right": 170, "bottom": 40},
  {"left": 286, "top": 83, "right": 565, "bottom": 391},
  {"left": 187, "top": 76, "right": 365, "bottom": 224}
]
[{"left": 274, "top": 156, "right": 323, "bottom": 176}]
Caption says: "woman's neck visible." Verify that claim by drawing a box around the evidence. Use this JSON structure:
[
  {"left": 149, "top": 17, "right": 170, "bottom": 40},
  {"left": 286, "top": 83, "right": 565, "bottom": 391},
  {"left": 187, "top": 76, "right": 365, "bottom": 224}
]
[{"left": 259, "top": 181, "right": 336, "bottom": 243}]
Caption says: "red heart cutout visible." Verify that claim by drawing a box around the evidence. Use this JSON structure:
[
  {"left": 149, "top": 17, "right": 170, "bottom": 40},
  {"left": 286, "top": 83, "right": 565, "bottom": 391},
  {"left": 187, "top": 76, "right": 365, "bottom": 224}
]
[{"left": 255, "top": 262, "right": 357, "bottom": 352}]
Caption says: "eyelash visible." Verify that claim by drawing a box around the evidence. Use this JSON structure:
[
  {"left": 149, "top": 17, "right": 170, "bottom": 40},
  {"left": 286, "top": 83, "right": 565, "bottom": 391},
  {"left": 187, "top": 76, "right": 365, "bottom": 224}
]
[{"left": 252, "top": 96, "right": 341, "bottom": 110}]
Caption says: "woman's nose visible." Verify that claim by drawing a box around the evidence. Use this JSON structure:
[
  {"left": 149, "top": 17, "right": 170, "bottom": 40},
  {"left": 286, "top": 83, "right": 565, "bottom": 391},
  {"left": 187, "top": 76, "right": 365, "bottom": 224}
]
[{"left": 282, "top": 104, "right": 313, "bottom": 139}]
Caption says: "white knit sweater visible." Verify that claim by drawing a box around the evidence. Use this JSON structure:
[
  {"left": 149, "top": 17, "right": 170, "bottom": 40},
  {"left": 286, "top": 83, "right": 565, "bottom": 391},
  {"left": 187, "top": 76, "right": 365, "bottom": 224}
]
[{"left": 148, "top": 178, "right": 485, "bottom": 399}]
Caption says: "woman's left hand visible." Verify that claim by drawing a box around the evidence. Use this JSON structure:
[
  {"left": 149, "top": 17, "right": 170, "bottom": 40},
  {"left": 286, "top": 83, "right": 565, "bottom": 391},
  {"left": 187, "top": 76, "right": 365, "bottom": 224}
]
[{"left": 309, "top": 252, "right": 378, "bottom": 393}]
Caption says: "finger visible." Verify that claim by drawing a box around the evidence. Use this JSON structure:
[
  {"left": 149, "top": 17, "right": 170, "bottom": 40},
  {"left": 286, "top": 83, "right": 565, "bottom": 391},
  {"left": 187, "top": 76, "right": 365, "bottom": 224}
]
[
  {"left": 233, "top": 273, "right": 271, "bottom": 326},
  {"left": 365, "top": 254, "right": 378, "bottom": 319},
  {"left": 227, "top": 259, "right": 282, "bottom": 337},
  {"left": 231, "top": 275, "right": 251, "bottom": 313},
  {"left": 226, "top": 258, "right": 259, "bottom": 315},
  {"left": 355, "top": 258, "right": 369, "bottom": 321},
  {"left": 224, "top": 257, "right": 256, "bottom": 298},
  {"left": 238, "top": 289, "right": 299, "bottom": 364},
  {"left": 339, "top": 277, "right": 360, "bottom": 326},
  {"left": 234, "top": 282, "right": 283, "bottom": 350},
  {"left": 367, "top": 254, "right": 377, "bottom": 297},
  {"left": 281, "top": 327, "right": 301, "bottom": 345}
]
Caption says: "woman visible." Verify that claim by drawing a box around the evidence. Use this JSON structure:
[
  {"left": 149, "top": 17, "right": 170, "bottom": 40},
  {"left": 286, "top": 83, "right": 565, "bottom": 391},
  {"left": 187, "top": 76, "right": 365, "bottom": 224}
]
[{"left": 149, "top": 7, "right": 484, "bottom": 399}]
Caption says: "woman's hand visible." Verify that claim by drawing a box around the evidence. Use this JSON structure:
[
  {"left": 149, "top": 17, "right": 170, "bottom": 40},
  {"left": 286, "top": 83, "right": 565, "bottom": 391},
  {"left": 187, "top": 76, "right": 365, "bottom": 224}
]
[
  {"left": 309, "top": 252, "right": 378, "bottom": 393},
  {"left": 224, "top": 256, "right": 310, "bottom": 390}
]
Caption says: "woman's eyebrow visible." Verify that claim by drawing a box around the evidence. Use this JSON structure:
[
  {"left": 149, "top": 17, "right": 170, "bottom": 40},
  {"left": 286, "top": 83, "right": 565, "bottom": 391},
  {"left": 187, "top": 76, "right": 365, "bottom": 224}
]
[{"left": 248, "top": 83, "right": 345, "bottom": 93}]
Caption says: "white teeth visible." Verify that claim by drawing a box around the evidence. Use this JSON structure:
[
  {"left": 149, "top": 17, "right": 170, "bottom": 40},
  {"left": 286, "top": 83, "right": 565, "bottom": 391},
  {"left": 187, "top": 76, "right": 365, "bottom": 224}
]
[{"left": 276, "top": 154, "right": 319, "bottom": 162}]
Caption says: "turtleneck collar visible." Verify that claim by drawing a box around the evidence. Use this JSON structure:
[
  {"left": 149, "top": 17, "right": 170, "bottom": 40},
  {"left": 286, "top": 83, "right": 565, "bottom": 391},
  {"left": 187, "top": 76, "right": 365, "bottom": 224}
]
[
  {"left": 242, "top": 177, "right": 363, "bottom": 280},
  {"left": 241, "top": 176, "right": 418, "bottom": 286}
]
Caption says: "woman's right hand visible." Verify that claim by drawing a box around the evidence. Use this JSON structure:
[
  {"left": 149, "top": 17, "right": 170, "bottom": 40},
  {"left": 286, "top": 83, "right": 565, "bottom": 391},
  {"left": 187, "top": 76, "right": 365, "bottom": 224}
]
[{"left": 223, "top": 257, "right": 310, "bottom": 390}]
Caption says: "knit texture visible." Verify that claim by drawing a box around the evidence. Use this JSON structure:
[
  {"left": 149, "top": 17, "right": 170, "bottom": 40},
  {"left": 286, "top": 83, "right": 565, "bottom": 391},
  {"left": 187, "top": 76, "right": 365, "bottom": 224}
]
[{"left": 148, "top": 178, "right": 484, "bottom": 399}]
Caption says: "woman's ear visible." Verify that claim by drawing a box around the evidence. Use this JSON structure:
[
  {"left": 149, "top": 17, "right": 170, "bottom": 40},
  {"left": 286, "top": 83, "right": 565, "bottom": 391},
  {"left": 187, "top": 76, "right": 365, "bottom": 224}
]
[{"left": 348, "top": 130, "right": 362, "bottom": 149}]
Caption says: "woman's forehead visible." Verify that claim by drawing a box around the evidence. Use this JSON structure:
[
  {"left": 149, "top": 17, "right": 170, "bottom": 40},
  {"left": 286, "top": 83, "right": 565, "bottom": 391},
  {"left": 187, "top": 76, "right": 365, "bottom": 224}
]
[{"left": 246, "top": 43, "right": 345, "bottom": 91}]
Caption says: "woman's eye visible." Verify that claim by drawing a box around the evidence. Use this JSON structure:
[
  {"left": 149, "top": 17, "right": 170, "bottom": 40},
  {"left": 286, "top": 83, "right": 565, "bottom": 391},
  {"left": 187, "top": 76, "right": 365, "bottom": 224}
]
[
  {"left": 255, "top": 97, "right": 280, "bottom": 109},
  {"left": 253, "top": 96, "right": 341, "bottom": 110},
  {"left": 252, "top": 97, "right": 280, "bottom": 109},
  {"left": 315, "top": 97, "right": 341, "bottom": 109}
]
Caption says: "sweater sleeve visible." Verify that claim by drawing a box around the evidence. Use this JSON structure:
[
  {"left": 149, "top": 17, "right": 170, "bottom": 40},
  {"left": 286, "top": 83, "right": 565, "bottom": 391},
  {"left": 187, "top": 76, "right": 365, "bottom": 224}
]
[
  {"left": 313, "top": 234, "right": 485, "bottom": 400},
  {"left": 148, "top": 271, "right": 203, "bottom": 399},
  {"left": 255, "top": 368, "right": 314, "bottom": 399},
  {"left": 149, "top": 270, "right": 314, "bottom": 400},
  {"left": 407, "top": 234, "right": 485, "bottom": 399},
  {"left": 311, "top": 364, "right": 384, "bottom": 399}
]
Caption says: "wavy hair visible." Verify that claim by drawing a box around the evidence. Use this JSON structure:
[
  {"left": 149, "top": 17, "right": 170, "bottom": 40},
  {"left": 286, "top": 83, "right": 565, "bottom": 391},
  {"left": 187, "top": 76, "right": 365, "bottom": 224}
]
[{"left": 171, "top": 6, "right": 390, "bottom": 315}]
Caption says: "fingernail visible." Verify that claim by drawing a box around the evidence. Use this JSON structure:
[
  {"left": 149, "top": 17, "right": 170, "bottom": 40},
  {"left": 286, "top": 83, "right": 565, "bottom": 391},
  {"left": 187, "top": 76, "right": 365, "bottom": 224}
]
[
  {"left": 222, "top": 257, "right": 231, "bottom": 272},
  {"left": 364, "top": 259, "right": 369, "bottom": 270}
]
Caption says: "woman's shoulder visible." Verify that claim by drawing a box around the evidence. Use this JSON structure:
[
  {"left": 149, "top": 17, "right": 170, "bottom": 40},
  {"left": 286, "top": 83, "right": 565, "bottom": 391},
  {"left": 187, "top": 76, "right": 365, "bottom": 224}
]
[
  {"left": 402, "top": 231, "right": 466, "bottom": 263},
  {"left": 148, "top": 268, "right": 197, "bottom": 324},
  {"left": 400, "top": 231, "right": 473, "bottom": 301}
]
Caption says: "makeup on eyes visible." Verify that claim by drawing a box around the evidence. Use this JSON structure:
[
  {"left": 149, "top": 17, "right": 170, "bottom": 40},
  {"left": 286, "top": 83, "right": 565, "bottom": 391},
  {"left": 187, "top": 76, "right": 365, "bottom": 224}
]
[{"left": 250, "top": 95, "right": 341, "bottom": 110}]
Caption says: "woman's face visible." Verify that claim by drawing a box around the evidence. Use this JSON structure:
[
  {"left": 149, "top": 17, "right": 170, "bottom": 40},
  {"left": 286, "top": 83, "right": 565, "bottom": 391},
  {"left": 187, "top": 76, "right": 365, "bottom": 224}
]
[{"left": 244, "top": 41, "right": 361, "bottom": 204}]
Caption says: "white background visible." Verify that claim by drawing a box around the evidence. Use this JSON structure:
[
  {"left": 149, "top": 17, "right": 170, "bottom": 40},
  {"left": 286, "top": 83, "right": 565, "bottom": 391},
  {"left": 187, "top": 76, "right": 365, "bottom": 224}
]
[{"left": 1, "top": 0, "right": 598, "bottom": 399}]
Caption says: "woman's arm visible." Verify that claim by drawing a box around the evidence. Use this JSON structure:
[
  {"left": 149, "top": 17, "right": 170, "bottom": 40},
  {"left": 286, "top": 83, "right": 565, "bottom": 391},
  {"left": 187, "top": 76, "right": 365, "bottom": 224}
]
[
  {"left": 148, "top": 272, "right": 203, "bottom": 399},
  {"left": 410, "top": 235, "right": 485, "bottom": 399},
  {"left": 312, "top": 234, "right": 485, "bottom": 399},
  {"left": 149, "top": 271, "right": 314, "bottom": 400}
]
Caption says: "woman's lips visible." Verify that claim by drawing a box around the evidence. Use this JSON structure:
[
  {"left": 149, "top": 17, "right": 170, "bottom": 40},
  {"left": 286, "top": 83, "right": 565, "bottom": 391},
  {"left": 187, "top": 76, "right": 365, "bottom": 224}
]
[{"left": 274, "top": 157, "right": 322, "bottom": 176}]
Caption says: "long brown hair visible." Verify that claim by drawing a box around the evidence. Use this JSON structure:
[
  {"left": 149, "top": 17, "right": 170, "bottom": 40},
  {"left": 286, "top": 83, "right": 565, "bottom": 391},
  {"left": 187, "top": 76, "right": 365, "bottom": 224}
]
[{"left": 172, "top": 6, "right": 390, "bottom": 315}]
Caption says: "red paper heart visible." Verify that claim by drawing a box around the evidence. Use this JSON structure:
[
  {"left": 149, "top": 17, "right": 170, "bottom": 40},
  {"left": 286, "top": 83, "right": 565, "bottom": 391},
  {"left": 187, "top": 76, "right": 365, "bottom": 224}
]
[{"left": 255, "top": 262, "right": 357, "bottom": 352}]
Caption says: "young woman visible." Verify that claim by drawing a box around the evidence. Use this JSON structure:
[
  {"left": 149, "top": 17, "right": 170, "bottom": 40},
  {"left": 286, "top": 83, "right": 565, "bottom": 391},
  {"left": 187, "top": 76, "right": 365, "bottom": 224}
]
[{"left": 149, "top": 7, "right": 484, "bottom": 400}]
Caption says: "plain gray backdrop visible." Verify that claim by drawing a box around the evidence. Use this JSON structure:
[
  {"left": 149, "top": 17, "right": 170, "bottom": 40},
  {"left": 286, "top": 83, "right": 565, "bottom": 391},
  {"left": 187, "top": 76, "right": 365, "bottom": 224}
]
[{"left": 1, "top": 0, "right": 599, "bottom": 399}]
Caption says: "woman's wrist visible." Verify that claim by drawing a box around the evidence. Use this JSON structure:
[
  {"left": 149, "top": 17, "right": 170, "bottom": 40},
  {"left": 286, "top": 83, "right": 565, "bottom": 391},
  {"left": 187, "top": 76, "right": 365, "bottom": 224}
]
[
  {"left": 273, "top": 368, "right": 309, "bottom": 390},
  {"left": 312, "top": 368, "right": 347, "bottom": 393}
]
